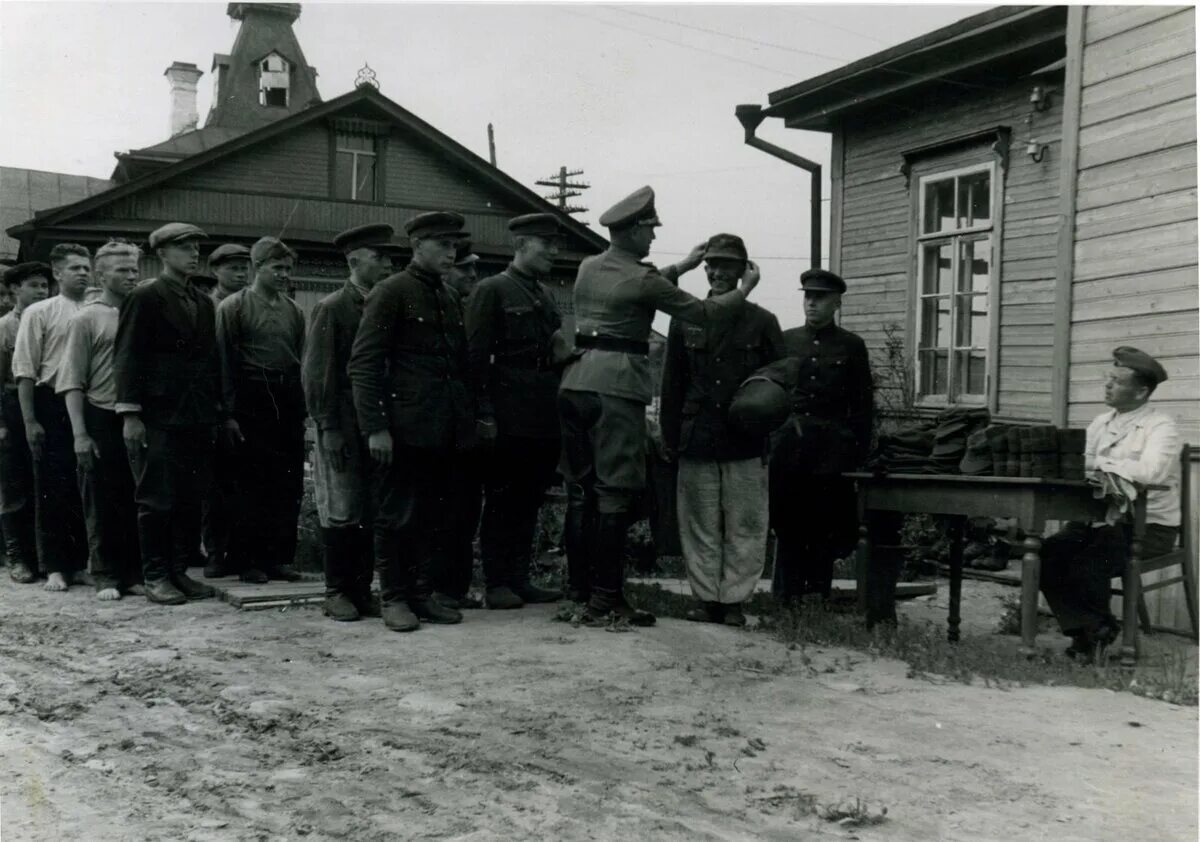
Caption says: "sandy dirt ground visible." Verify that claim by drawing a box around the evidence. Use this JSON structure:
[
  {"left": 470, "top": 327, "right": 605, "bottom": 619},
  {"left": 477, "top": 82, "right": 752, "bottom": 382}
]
[{"left": 0, "top": 576, "right": 1196, "bottom": 842}]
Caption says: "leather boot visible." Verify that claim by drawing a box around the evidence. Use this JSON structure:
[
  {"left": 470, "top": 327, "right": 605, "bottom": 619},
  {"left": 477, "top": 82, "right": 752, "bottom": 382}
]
[
  {"left": 376, "top": 527, "right": 419, "bottom": 630},
  {"left": 485, "top": 586, "right": 524, "bottom": 609},
  {"left": 583, "top": 512, "right": 654, "bottom": 627},
  {"left": 350, "top": 526, "right": 380, "bottom": 617},
  {"left": 510, "top": 552, "right": 562, "bottom": 603},
  {"left": 2, "top": 511, "right": 37, "bottom": 583},
  {"left": 169, "top": 517, "right": 215, "bottom": 600},
  {"left": 408, "top": 539, "right": 461, "bottom": 624},
  {"left": 321, "top": 527, "right": 360, "bottom": 622},
  {"left": 722, "top": 604, "right": 747, "bottom": 627},
  {"left": 141, "top": 513, "right": 186, "bottom": 604},
  {"left": 685, "top": 602, "right": 724, "bottom": 623},
  {"left": 563, "top": 484, "right": 594, "bottom": 603}
]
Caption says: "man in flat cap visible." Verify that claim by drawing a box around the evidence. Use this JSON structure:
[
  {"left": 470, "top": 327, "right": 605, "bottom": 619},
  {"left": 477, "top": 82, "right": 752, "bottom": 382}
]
[
  {"left": 0, "top": 262, "right": 50, "bottom": 582},
  {"left": 464, "top": 212, "right": 568, "bottom": 610},
  {"left": 769, "top": 268, "right": 873, "bottom": 604},
  {"left": 348, "top": 211, "right": 475, "bottom": 632},
  {"left": 58, "top": 240, "right": 144, "bottom": 600},
  {"left": 114, "top": 222, "right": 219, "bottom": 605},
  {"left": 1040, "top": 346, "right": 1181, "bottom": 661},
  {"left": 216, "top": 237, "right": 307, "bottom": 583},
  {"left": 559, "top": 186, "right": 760, "bottom": 627},
  {"left": 303, "top": 223, "right": 400, "bottom": 621},
  {"left": 208, "top": 244, "right": 251, "bottom": 304},
  {"left": 660, "top": 234, "right": 785, "bottom": 627},
  {"left": 12, "top": 243, "right": 93, "bottom": 590}
]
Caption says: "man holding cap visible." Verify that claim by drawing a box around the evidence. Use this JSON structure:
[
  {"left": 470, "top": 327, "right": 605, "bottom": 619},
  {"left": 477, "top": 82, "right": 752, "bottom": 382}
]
[
  {"left": 660, "top": 233, "right": 785, "bottom": 626},
  {"left": 348, "top": 211, "right": 475, "bottom": 632},
  {"left": 304, "top": 223, "right": 400, "bottom": 621},
  {"left": 208, "top": 243, "right": 251, "bottom": 304},
  {"left": 464, "top": 213, "right": 567, "bottom": 610},
  {"left": 1040, "top": 347, "right": 1181, "bottom": 661},
  {"left": 114, "top": 222, "right": 219, "bottom": 605},
  {"left": 216, "top": 237, "right": 307, "bottom": 583},
  {"left": 559, "top": 185, "right": 760, "bottom": 627},
  {"left": 769, "top": 268, "right": 873, "bottom": 604}
]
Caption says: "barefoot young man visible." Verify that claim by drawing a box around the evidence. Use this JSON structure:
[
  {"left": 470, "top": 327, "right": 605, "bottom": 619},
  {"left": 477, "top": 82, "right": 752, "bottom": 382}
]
[
  {"left": 0, "top": 263, "right": 50, "bottom": 582},
  {"left": 11, "top": 244, "right": 92, "bottom": 590},
  {"left": 58, "top": 241, "right": 143, "bottom": 600}
]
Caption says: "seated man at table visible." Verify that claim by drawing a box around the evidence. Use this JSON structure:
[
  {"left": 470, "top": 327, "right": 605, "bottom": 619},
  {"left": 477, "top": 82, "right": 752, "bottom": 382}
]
[{"left": 1040, "top": 347, "right": 1181, "bottom": 660}]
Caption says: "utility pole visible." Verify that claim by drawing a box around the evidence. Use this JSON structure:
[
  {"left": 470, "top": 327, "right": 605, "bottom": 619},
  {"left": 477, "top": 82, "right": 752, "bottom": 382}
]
[
  {"left": 487, "top": 123, "right": 497, "bottom": 167},
  {"left": 536, "top": 166, "right": 589, "bottom": 216}
]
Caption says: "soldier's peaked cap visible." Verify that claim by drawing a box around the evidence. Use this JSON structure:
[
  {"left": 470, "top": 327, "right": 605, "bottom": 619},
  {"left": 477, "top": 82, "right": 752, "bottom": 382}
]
[
  {"left": 508, "top": 213, "right": 563, "bottom": 237},
  {"left": 207, "top": 243, "right": 251, "bottom": 266},
  {"left": 703, "top": 233, "right": 748, "bottom": 262},
  {"left": 149, "top": 222, "right": 207, "bottom": 249},
  {"left": 800, "top": 268, "right": 846, "bottom": 294},
  {"left": 1112, "top": 346, "right": 1168, "bottom": 386},
  {"left": 3, "top": 261, "right": 52, "bottom": 287},
  {"left": 599, "top": 186, "right": 661, "bottom": 230},
  {"left": 404, "top": 211, "right": 468, "bottom": 240},
  {"left": 333, "top": 223, "right": 403, "bottom": 254}
]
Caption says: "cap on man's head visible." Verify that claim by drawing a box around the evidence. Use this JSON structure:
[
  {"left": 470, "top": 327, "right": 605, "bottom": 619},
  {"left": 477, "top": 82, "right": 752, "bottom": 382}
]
[
  {"left": 703, "top": 233, "right": 748, "bottom": 263},
  {"left": 250, "top": 236, "right": 297, "bottom": 265},
  {"left": 149, "top": 222, "right": 207, "bottom": 250},
  {"left": 404, "top": 212, "right": 468, "bottom": 241},
  {"left": 800, "top": 268, "right": 846, "bottom": 294},
  {"left": 207, "top": 243, "right": 251, "bottom": 267},
  {"left": 333, "top": 223, "right": 403, "bottom": 255},
  {"left": 508, "top": 213, "right": 562, "bottom": 238},
  {"left": 3, "top": 261, "right": 52, "bottom": 287},
  {"left": 598, "top": 186, "right": 661, "bottom": 230},
  {"left": 454, "top": 240, "right": 479, "bottom": 267},
  {"left": 1113, "top": 346, "right": 1168, "bottom": 386}
]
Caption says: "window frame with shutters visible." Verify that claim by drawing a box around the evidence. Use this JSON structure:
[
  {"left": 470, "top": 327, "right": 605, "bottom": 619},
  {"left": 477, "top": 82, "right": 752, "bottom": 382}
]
[{"left": 912, "top": 160, "right": 998, "bottom": 409}]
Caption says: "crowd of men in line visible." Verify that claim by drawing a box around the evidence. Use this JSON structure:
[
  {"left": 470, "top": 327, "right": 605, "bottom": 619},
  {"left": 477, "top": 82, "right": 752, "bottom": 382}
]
[{"left": 0, "top": 183, "right": 1182, "bottom": 655}]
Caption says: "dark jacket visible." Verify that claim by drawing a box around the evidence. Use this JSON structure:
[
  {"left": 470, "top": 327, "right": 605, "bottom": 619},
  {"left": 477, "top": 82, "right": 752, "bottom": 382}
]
[
  {"left": 464, "top": 264, "right": 563, "bottom": 440},
  {"left": 113, "top": 276, "right": 221, "bottom": 428},
  {"left": 348, "top": 264, "right": 474, "bottom": 451},
  {"left": 660, "top": 300, "right": 785, "bottom": 461},
  {"left": 303, "top": 280, "right": 365, "bottom": 436},
  {"left": 765, "top": 322, "right": 874, "bottom": 475}
]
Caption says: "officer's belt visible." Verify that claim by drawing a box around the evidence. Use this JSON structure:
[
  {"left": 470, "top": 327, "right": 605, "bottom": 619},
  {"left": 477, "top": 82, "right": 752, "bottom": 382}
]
[{"left": 575, "top": 334, "right": 649, "bottom": 355}]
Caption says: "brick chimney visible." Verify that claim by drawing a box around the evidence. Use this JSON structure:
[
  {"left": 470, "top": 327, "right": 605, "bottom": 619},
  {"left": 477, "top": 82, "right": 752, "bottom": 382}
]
[{"left": 164, "top": 62, "right": 204, "bottom": 137}]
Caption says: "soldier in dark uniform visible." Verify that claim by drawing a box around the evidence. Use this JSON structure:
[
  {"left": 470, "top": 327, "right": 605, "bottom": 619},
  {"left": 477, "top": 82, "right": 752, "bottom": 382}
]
[
  {"left": 303, "top": 223, "right": 400, "bottom": 621},
  {"left": 348, "top": 211, "right": 474, "bottom": 632},
  {"left": 113, "top": 222, "right": 219, "bottom": 605},
  {"left": 559, "top": 186, "right": 761, "bottom": 627},
  {"left": 660, "top": 234, "right": 785, "bottom": 626},
  {"left": 465, "top": 213, "right": 567, "bottom": 610},
  {"left": 768, "top": 268, "right": 873, "bottom": 602}
]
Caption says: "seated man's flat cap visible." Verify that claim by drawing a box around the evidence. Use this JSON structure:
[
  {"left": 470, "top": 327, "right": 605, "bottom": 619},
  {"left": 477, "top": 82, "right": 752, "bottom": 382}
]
[
  {"left": 703, "top": 233, "right": 748, "bottom": 262},
  {"left": 1113, "top": 346, "right": 1168, "bottom": 385},
  {"left": 149, "top": 222, "right": 207, "bottom": 249},
  {"left": 800, "top": 268, "right": 846, "bottom": 294},
  {"left": 333, "top": 223, "right": 402, "bottom": 254},
  {"left": 508, "top": 213, "right": 563, "bottom": 238},
  {"left": 250, "top": 236, "right": 297, "bottom": 265},
  {"left": 598, "top": 186, "right": 661, "bottom": 230},
  {"left": 454, "top": 240, "right": 479, "bottom": 266},
  {"left": 207, "top": 243, "right": 251, "bottom": 266},
  {"left": 3, "top": 261, "right": 52, "bottom": 286},
  {"left": 404, "top": 211, "right": 468, "bottom": 240}
]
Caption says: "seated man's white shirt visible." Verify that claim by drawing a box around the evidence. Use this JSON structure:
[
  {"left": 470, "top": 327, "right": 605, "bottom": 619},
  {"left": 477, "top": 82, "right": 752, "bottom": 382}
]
[{"left": 1084, "top": 403, "right": 1180, "bottom": 527}]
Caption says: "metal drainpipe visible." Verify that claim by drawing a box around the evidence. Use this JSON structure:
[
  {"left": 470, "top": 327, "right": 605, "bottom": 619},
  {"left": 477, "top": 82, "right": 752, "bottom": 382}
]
[{"left": 735, "top": 104, "right": 821, "bottom": 270}]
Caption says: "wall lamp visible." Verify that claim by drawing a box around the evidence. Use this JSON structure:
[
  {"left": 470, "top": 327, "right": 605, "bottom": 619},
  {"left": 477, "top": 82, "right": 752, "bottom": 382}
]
[{"left": 1026, "top": 139, "right": 1049, "bottom": 163}]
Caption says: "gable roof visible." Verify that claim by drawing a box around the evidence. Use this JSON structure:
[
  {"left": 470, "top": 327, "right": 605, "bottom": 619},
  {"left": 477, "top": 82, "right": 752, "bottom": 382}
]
[{"left": 13, "top": 86, "right": 607, "bottom": 252}]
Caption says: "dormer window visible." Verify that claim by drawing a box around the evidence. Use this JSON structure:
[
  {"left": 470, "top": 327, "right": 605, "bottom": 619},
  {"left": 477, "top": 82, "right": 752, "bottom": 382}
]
[{"left": 258, "top": 53, "right": 289, "bottom": 107}]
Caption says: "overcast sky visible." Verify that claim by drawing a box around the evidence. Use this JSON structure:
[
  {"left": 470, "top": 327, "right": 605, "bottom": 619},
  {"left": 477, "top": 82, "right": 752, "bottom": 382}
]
[{"left": 0, "top": 1, "right": 974, "bottom": 327}]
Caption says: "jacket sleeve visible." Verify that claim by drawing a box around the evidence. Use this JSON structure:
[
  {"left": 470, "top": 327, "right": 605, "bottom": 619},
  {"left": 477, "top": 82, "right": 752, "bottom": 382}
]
[
  {"left": 214, "top": 296, "right": 239, "bottom": 418},
  {"left": 10, "top": 306, "right": 43, "bottom": 383},
  {"left": 464, "top": 281, "right": 498, "bottom": 422},
  {"left": 847, "top": 334, "right": 875, "bottom": 457},
  {"left": 302, "top": 297, "right": 340, "bottom": 431},
  {"left": 658, "top": 318, "right": 687, "bottom": 453},
  {"left": 1095, "top": 415, "right": 1181, "bottom": 486},
  {"left": 640, "top": 269, "right": 745, "bottom": 327},
  {"left": 349, "top": 281, "right": 400, "bottom": 436},
  {"left": 761, "top": 311, "right": 786, "bottom": 366},
  {"left": 113, "top": 290, "right": 150, "bottom": 414}
]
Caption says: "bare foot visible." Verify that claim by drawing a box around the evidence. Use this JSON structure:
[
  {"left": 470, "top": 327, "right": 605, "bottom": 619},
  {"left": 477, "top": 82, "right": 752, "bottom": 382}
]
[
  {"left": 127, "top": 584, "right": 146, "bottom": 596},
  {"left": 97, "top": 587, "right": 121, "bottom": 601},
  {"left": 44, "top": 572, "right": 69, "bottom": 592}
]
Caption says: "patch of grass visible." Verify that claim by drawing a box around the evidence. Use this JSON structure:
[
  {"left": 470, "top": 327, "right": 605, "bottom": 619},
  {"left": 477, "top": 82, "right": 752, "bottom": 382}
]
[{"left": 818, "top": 797, "right": 888, "bottom": 827}]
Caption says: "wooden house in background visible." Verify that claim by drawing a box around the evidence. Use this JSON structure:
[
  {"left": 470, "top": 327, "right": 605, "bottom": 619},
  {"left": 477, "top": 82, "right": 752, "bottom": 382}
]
[{"left": 747, "top": 5, "right": 1197, "bottom": 632}]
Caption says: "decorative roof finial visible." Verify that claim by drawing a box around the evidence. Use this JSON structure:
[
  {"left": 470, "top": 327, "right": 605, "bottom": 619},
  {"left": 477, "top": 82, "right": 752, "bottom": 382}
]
[{"left": 355, "top": 63, "right": 379, "bottom": 90}]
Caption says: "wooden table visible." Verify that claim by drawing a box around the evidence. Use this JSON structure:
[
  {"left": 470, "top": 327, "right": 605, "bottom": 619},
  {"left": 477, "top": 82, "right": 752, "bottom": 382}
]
[{"left": 844, "top": 473, "right": 1113, "bottom": 658}]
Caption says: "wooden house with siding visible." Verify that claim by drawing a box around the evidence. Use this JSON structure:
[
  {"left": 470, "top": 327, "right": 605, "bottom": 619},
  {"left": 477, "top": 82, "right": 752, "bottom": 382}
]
[{"left": 746, "top": 5, "right": 1197, "bottom": 632}]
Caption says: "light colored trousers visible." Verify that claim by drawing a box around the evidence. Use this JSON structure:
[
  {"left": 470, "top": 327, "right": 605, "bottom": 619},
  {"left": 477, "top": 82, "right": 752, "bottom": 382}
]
[{"left": 676, "top": 456, "right": 769, "bottom": 604}]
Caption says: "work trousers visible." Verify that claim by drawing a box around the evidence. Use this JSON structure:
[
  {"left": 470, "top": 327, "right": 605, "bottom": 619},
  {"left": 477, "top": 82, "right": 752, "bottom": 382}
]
[
  {"left": 79, "top": 402, "right": 140, "bottom": 591},
  {"left": 130, "top": 423, "right": 215, "bottom": 584},
  {"left": 677, "top": 456, "right": 769, "bottom": 605},
  {"left": 229, "top": 380, "right": 306, "bottom": 572},
  {"left": 312, "top": 412, "right": 371, "bottom": 529},
  {"left": 769, "top": 468, "right": 856, "bottom": 600},
  {"left": 0, "top": 389, "right": 37, "bottom": 570},
  {"left": 1040, "top": 522, "right": 1179, "bottom": 636},
  {"left": 433, "top": 448, "right": 482, "bottom": 599},
  {"left": 479, "top": 435, "right": 559, "bottom": 590},
  {"left": 31, "top": 386, "right": 87, "bottom": 576},
  {"left": 372, "top": 444, "right": 457, "bottom": 605},
  {"left": 202, "top": 430, "right": 240, "bottom": 570},
  {"left": 558, "top": 389, "right": 646, "bottom": 514}
]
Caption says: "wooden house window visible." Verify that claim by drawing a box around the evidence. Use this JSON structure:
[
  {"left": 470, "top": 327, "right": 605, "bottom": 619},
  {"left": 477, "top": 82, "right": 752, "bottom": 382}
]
[
  {"left": 915, "top": 163, "right": 995, "bottom": 406},
  {"left": 334, "top": 133, "right": 378, "bottom": 202},
  {"left": 258, "top": 54, "right": 290, "bottom": 107}
]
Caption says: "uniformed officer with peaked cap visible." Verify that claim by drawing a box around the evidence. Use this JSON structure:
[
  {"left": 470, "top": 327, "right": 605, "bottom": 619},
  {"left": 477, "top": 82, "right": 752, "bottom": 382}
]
[{"left": 558, "top": 186, "right": 761, "bottom": 626}]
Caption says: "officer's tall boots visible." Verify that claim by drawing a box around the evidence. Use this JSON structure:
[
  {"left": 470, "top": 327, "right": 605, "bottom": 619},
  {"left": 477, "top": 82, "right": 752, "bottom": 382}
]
[
  {"left": 2, "top": 511, "right": 37, "bottom": 583},
  {"left": 350, "top": 525, "right": 379, "bottom": 617},
  {"left": 321, "top": 527, "right": 360, "bottom": 621},
  {"left": 510, "top": 547, "right": 563, "bottom": 604},
  {"left": 169, "top": 515, "right": 215, "bottom": 600},
  {"left": 408, "top": 532, "right": 463, "bottom": 624},
  {"left": 376, "top": 527, "right": 419, "bottom": 631},
  {"left": 583, "top": 511, "right": 654, "bottom": 627},
  {"left": 562, "top": 484, "right": 594, "bottom": 604},
  {"left": 141, "top": 513, "right": 187, "bottom": 605}
]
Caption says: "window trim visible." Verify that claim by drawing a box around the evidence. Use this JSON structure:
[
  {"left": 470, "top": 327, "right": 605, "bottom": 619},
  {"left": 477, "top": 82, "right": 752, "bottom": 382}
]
[
  {"left": 332, "top": 131, "right": 380, "bottom": 203},
  {"left": 257, "top": 52, "right": 290, "bottom": 108}
]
